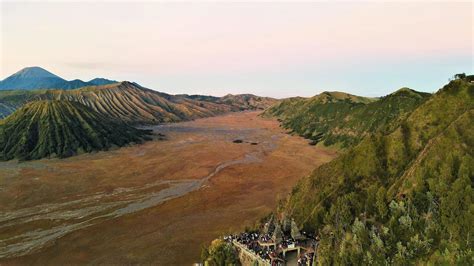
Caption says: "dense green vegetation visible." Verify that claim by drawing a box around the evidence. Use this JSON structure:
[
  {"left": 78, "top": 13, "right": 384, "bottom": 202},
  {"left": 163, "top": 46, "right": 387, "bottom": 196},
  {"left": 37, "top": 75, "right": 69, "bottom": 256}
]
[
  {"left": 0, "top": 100, "right": 152, "bottom": 161},
  {"left": 264, "top": 89, "right": 430, "bottom": 147},
  {"left": 280, "top": 79, "right": 474, "bottom": 264},
  {"left": 201, "top": 239, "right": 239, "bottom": 266},
  {"left": 219, "top": 94, "right": 277, "bottom": 111}
]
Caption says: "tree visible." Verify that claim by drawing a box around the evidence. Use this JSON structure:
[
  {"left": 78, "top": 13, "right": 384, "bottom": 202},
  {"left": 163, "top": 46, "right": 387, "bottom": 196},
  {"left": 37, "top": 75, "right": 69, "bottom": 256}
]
[
  {"left": 440, "top": 176, "right": 473, "bottom": 245},
  {"left": 202, "top": 239, "right": 239, "bottom": 266},
  {"left": 366, "top": 184, "right": 379, "bottom": 216},
  {"left": 376, "top": 187, "right": 388, "bottom": 219}
]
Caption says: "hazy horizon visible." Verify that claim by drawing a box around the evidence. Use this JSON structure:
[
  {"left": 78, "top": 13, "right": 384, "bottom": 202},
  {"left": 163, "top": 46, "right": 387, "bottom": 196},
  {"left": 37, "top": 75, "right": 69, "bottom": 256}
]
[{"left": 1, "top": 1, "right": 472, "bottom": 98}]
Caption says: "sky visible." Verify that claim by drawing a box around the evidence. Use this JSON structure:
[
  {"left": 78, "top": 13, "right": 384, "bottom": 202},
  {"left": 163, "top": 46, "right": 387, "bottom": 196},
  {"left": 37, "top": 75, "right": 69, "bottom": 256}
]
[{"left": 1, "top": 1, "right": 472, "bottom": 98}]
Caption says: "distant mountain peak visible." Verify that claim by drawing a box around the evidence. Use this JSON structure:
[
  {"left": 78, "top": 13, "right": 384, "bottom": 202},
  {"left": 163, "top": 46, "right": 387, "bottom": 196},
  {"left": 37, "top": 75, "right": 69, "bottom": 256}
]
[
  {"left": 0, "top": 66, "right": 117, "bottom": 90},
  {"left": 11, "top": 66, "right": 62, "bottom": 79},
  {"left": 88, "top": 77, "right": 118, "bottom": 86},
  {"left": 316, "top": 91, "right": 376, "bottom": 104},
  {"left": 392, "top": 87, "right": 414, "bottom": 94}
]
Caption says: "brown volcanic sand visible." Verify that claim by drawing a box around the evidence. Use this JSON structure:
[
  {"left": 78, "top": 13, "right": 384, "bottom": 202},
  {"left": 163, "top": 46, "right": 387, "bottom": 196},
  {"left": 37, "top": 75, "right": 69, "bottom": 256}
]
[{"left": 0, "top": 111, "right": 337, "bottom": 265}]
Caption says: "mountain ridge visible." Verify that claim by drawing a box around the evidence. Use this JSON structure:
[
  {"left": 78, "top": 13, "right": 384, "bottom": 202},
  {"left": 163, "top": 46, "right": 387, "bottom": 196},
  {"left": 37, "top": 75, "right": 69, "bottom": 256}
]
[
  {"left": 0, "top": 100, "right": 152, "bottom": 161},
  {"left": 264, "top": 88, "right": 431, "bottom": 147},
  {"left": 0, "top": 81, "right": 278, "bottom": 123}
]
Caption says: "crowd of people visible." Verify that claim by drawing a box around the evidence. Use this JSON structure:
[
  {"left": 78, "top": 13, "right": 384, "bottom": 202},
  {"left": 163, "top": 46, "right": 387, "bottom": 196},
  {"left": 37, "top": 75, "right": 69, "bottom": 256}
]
[
  {"left": 225, "top": 232, "right": 282, "bottom": 264},
  {"left": 224, "top": 230, "right": 317, "bottom": 266}
]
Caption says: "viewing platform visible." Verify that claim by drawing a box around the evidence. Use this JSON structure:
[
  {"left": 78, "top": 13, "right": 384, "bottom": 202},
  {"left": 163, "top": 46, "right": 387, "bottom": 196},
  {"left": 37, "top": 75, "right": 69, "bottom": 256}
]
[{"left": 226, "top": 216, "right": 317, "bottom": 265}]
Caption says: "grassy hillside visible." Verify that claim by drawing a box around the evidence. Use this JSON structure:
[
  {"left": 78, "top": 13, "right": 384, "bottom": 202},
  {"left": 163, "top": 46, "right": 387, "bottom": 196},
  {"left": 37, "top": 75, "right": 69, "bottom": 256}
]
[
  {"left": 183, "top": 93, "right": 278, "bottom": 111},
  {"left": 219, "top": 94, "right": 278, "bottom": 110},
  {"left": 0, "top": 100, "right": 152, "bottom": 161},
  {"left": 264, "top": 89, "right": 430, "bottom": 147},
  {"left": 0, "top": 82, "right": 277, "bottom": 122},
  {"left": 280, "top": 79, "right": 473, "bottom": 264}
]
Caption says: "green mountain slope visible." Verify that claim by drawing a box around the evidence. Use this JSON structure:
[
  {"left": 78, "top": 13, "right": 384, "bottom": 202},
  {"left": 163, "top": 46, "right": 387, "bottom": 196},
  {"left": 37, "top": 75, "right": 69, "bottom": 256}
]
[
  {"left": 264, "top": 89, "right": 430, "bottom": 147},
  {"left": 182, "top": 93, "right": 278, "bottom": 111},
  {"left": 0, "top": 82, "right": 277, "bottom": 122},
  {"left": 280, "top": 79, "right": 473, "bottom": 264},
  {"left": 0, "top": 100, "right": 152, "bottom": 161},
  {"left": 218, "top": 93, "right": 278, "bottom": 110}
]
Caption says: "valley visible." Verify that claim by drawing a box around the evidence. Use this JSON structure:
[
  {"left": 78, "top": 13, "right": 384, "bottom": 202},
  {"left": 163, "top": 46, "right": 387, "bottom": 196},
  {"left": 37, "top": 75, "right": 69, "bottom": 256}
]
[
  {"left": 0, "top": 111, "right": 337, "bottom": 265},
  {"left": 1, "top": 2, "right": 471, "bottom": 264}
]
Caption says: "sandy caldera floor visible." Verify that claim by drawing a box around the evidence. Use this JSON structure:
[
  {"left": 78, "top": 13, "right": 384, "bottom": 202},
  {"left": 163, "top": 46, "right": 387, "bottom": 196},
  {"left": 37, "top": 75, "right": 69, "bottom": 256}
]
[{"left": 0, "top": 111, "right": 337, "bottom": 265}]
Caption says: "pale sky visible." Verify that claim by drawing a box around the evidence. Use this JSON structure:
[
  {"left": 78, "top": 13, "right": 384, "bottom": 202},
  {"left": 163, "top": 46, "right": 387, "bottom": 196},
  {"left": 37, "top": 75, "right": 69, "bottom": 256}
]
[{"left": 1, "top": 1, "right": 472, "bottom": 98}]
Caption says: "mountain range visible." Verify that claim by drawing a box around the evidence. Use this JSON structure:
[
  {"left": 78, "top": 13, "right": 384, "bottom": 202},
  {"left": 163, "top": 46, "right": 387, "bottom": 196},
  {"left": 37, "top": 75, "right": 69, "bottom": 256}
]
[
  {"left": 0, "top": 67, "right": 117, "bottom": 90},
  {"left": 0, "top": 67, "right": 279, "bottom": 160},
  {"left": 0, "top": 67, "right": 278, "bottom": 122},
  {"left": 0, "top": 81, "right": 278, "bottom": 123},
  {"left": 1, "top": 65, "right": 473, "bottom": 264}
]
